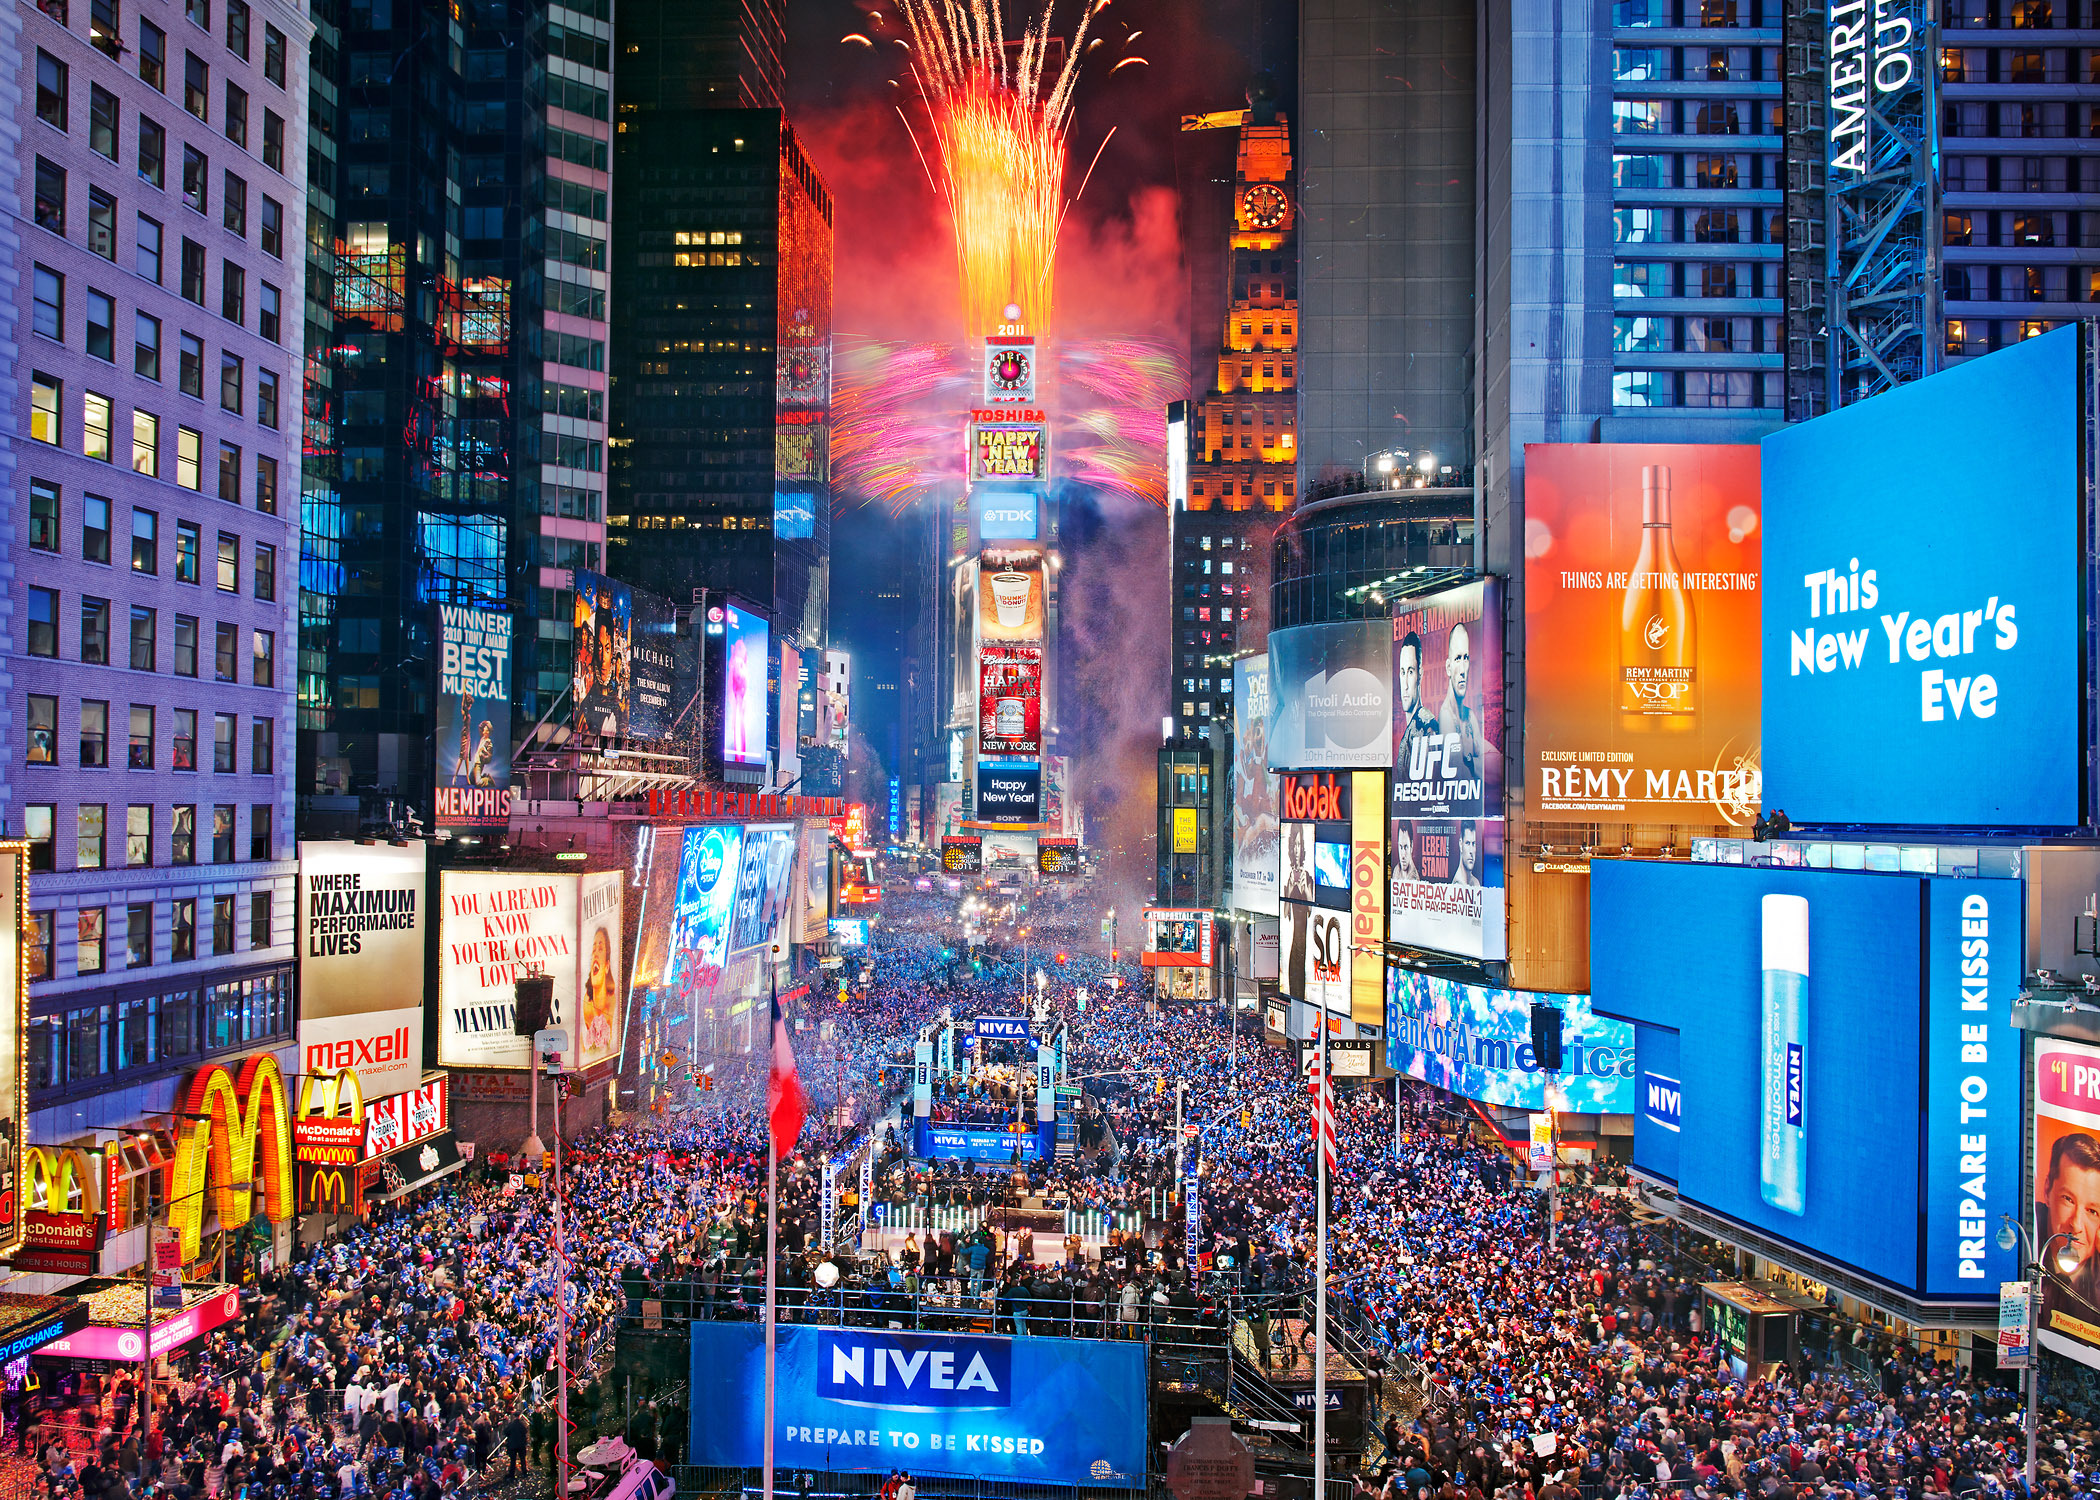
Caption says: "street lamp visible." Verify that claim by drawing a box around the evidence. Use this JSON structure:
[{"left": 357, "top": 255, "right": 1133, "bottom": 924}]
[{"left": 2000, "top": 1214, "right": 2082, "bottom": 1491}]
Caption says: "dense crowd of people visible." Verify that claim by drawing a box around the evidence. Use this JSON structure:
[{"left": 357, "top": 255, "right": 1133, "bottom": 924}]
[{"left": 8, "top": 877, "right": 2095, "bottom": 1500}]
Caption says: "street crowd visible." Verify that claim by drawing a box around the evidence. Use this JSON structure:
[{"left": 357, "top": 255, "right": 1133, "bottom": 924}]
[{"left": 7, "top": 881, "right": 2096, "bottom": 1500}]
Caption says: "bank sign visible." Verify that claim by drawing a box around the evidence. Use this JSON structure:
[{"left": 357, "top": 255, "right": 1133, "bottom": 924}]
[{"left": 689, "top": 1324, "right": 1145, "bottom": 1486}]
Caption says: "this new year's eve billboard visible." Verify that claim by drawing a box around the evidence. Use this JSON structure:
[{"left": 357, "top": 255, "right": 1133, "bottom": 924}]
[
  {"left": 1390, "top": 579, "right": 1506, "bottom": 960},
  {"left": 688, "top": 1324, "right": 1144, "bottom": 1487},
  {"left": 970, "top": 417, "right": 1048, "bottom": 483},
  {"left": 433, "top": 604, "right": 513, "bottom": 831},
  {"left": 1523, "top": 445, "right": 1762, "bottom": 828},
  {"left": 1761, "top": 326, "right": 2082, "bottom": 828}
]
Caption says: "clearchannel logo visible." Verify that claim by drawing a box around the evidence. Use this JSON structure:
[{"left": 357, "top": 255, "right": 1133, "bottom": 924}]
[
  {"left": 977, "top": 494, "right": 1038, "bottom": 542},
  {"left": 817, "top": 1331, "right": 1013, "bottom": 1411}
]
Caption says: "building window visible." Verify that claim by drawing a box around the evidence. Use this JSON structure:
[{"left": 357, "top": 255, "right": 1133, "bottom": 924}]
[
  {"left": 126, "top": 802, "right": 151, "bottom": 865},
  {"left": 37, "top": 52, "right": 68, "bottom": 132},
  {"left": 25, "top": 809, "right": 55, "bottom": 874},
  {"left": 86, "top": 290, "right": 115, "bottom": 360},
  {"left": 80, "top": 599, "right": 110, "bottom": 664},
  {"left": 214, "top": 624, "right": 236, "bottom": 682},
  {"left": 181, "top": 240, "right": 206, "bottom": 303},
  {"left": 177, "top": 427, "right": 201, "bottom": 488},
  {"left": 176, "top": 521, "right": 200, "bottom": 582},
  {"left": 78, "top": 910, "right": 106, "bottom": 975},
  {"left": 252, "top": 630, "right": 274, "bottom": 687},
  {"left": 27, "top": 913, "right": 54, "bottom": 981},
  {"left": 82, "top": 495, "right": 111, "bottom": 563},
  {"left": 216, "top": 532, "right": 238, "bottom": 590},
  {"left": 88, "top": 188, "right": 116, "bottom": 259},
  {"left": 260, "top": 196, "right": 281, "bottom": 257},
  {"left": 91, "top": 0, "right": 120, "bottom": 55},
  {"left": 30, "top": 481, "right": 59, "bottom": 552},
  {"left": 222, "top": 169, "right": 245, "bottom": 234},
  {"left": 34, "top": 158, "right": 65, "bottom": 235},
  {"left": 126, "top": 905, "right": 152, "bottom": 968},
  {"left": 136, "top": 314, "right": 163, "bottom": 382},
  {"left": 212, "top": 894, "right": 234, "bottom": 953},
  {"left": 138, "top": 213, "right": 163, "bottom": 281},
  {"left": 33, "top": 266, "right": 63, "bottom": 341},
  {"left": 256, "top": 370, "right": 278, "bottom": 428},
  {"left": 179, "top": 333, "right": 203, "bottom": 396},
  {"left": 263, "top": 23, "right": 284, "bottom": 84},
  {"left": 220, "top": 262, "right": 244, "bottom": 324},
  {"left": 223, "top": 84, "right": 246, "bottom": 149},
  {"left": 171, "top": 804, "right": 195, "bottom": 865},
  {"left": 31, "top": 374, "right": 61, "bottom": 444},
  {"left": 213, "top": 712, "right": 234, "bottom": 770},
  {"left": 184, "top": 52, "right": 208, "bottom": 119},
  {"left": 83, "top": 393, "right": 114, "bottom": 462},
  {"left": 216, "top": 443, "right": 241, "bottom": 503},
  {"left": 258, "top": 282, "right": 278, "bottom": 342},
  {"left": 27, "top": 697, "right": 57, "bottom": 765},
  {"left": 77, "top": 804, "right": 107, "bottom": 868},
  {"left": 172, "top": 706, "right": 196, "bottom": 767},
  {"left": 254, "top": 542, "right": 276, "bottom": 599},
  {"left": 129, "top": 606, "right": 156, "bottom": 672},
  {"left": 251, "top": 716, "right": 272, "bottom": 773},
  {"left": 27, "top": 589, "right": 58, "bottom": 658},
  {"left": 262, "top": 109, "right": 282, "bottom": 171},
  {"left": 211, "top": 804, "right": 233, "bottom": 862},
  {"left": 80, "top": 700, "right": 110, "bottom": 767},
  {"left": 172, "top": 897, "right": 195, "bottom": 959},
  {"left": 249, "top": 889, "right": 270, "bottom": 946}
]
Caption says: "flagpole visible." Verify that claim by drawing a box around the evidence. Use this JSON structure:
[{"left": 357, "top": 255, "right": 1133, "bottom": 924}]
[
  {"left": 764, "top": 955, "right": 780, "bottom": 1500},
  {"left": 1314, "top": 1075, "right": 1328, "bottom": 1500}
]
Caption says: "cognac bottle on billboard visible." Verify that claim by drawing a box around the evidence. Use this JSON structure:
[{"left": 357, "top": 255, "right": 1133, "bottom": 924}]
[{"left": 1618, "top": 463, "right": 1697, "bottom": 731}]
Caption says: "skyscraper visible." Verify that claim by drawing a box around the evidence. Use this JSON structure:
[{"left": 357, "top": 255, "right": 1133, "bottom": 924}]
[
  {"left": 605, "top": 108, "right": 833, "bottom": 650},
  {"left": 9, "top": 0, "right": 310, "bottom": 1121},
  {"left": 298, "top": 0, "right": 614, "bottom": 829},
  {"left": 615, "top": 0, "right": 783, "bottom": 111}
]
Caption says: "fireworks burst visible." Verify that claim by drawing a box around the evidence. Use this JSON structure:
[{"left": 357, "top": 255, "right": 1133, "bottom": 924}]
[
  {"left": 893, "top": 0, "right": 1109, "bottom": 340},
  {"left": 832, "top": 336, "right": 1187, "bottom": 513}
]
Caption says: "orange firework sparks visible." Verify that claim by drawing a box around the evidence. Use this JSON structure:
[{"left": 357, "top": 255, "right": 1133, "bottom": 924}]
[{"left": 895, "top": 0, "right": 1108, "bottom": 341}]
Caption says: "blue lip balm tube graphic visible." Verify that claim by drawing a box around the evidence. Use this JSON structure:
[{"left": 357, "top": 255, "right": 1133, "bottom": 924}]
[{"left": 1760, "top": 893, "right": 1808, "bottom": 1215}]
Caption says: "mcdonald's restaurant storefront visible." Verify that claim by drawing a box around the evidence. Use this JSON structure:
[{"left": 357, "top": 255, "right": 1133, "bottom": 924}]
[{"left": 293, "top": 1071, "right": 462, "bottom": 1218}]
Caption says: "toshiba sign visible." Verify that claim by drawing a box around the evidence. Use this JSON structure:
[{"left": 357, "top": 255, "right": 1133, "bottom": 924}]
[{"left": 297, "top": 842, "right": 427, "bottom": 1100}]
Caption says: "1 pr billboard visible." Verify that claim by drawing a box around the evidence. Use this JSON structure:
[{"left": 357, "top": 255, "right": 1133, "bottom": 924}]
[
  {"left": 1386, "top": 972, "right": 1633, "bottom": 1114},
  {"left": 688, "top": 1324, "right": 1144, "bottom": 1488},
  {"left": 978, "top": 645, "right": 1044, "bottom": 757},
  {"left": 1232, "top": 656, "right": 1280, "bottom": 915},
  {"left": 572, "top": 571, "right": 633, "bottom": 737},
  {"left": 1523, "top": 445, "right": 1762, "bottom": 828},
  {"left": 1390, "top": 580, "right": 1506, "bottom": 960},
  {"left": 433, "top": 604, "right": 514, "bottom": 832},
  {"left": 1761, "top": 326, "right": 2081, "bottom": 827},
  {"left": 721, "top": 602, "right": 771, "bottom": 772},
  {"left": 297, "top": 840, "right": 426, "bottom": 1098},
  {"left": 977, "top": 548, "right": 1045, "bottom": 644},
  {"left": 1268, "top": 622, "right": 1393, "bottom": 770},
  {"left": 1592, "top": 862, "right": 2022, "bottom": 1299}
]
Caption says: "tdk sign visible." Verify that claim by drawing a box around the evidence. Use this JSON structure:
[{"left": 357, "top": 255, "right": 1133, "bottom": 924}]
[
  {"left": 977, "top": 493, "right": 1039, "bottom": 541},
  {"left": 819, "top": 1332, "right": 1011, "bottom": 1410}
]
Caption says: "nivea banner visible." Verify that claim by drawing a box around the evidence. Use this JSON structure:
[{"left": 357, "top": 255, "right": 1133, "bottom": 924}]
[{"left": 689, "top": 1324, "right": 1146, "bottom": 1487}]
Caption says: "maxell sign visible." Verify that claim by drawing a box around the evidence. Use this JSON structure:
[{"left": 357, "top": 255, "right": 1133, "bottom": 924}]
[{"left": 297, "top": 841, "right": 427, "bottom": 1099}]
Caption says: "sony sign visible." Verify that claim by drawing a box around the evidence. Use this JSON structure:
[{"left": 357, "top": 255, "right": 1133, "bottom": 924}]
[{"left": 1827, "top": 0, "right": 1914, "bottom": 177}]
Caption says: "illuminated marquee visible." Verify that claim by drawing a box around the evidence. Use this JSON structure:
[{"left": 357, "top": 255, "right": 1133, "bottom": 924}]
[
  {"left": 970, "top": 423, "right": 1047, "bottom": 483},
  {"left": 293, "top": 1069, "right": 366, "bottom": 1165},
  {"left": 166, "top": 1055, "right": 294, "bottom": 1262}
]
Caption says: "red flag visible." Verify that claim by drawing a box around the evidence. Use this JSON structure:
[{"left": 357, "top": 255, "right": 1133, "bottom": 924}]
[
  {"left": 1307, "top": 1041, "right": 1339, "bottom": 1173},
  {"left": 769, "top": 992, "right": 807, "bottom": 1156}
]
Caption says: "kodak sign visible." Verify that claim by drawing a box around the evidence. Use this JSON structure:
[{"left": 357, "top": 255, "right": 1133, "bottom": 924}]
[{"left": 1281, "top": 772, "right": 1350, "bottom": 823}]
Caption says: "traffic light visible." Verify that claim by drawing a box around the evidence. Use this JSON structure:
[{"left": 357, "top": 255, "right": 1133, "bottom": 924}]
[
  {"left": 1529, "top": 1003, "right": 1564, "bottom": 1071},
  {"left": 1110, "top": 949, "right": 1120, "bottom": 963}
]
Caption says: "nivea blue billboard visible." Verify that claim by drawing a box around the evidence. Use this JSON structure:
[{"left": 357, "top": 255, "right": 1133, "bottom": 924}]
[
  {"left": 689, "top": 1324, "right": 1145, "bottom": 1486},
  {"left": 1761, "top": 325, "right": 2083, "bottom": 827},
  {"left": 1593, "top": 861, "right": 2022, "bottom": 1299}
]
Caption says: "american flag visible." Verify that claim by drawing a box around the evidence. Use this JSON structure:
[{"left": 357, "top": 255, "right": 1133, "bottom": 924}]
[{"left": 1307, "top": 1040, "right": 1339, "bottom": 1173}]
